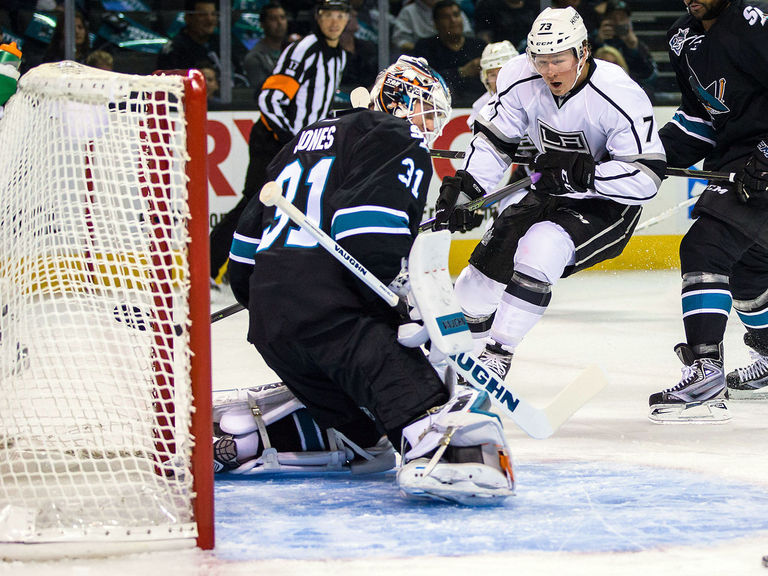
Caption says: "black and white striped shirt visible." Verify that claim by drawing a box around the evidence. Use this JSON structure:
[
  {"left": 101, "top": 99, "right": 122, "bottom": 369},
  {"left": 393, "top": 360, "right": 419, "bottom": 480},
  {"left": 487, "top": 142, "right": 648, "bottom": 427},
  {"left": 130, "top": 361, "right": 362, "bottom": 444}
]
[{"left": 257, "top": 33, "right": 346, "bottom": 143}]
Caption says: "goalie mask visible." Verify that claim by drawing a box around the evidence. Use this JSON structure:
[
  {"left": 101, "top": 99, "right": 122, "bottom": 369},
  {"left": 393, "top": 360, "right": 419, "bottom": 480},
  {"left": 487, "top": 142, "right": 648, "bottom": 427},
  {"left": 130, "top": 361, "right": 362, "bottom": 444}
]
[
  {"left": 370, "top": 55, "right": 451, "bottom": 146},
  {"left": 480, "top": 41, "right": 518, "bottom": 92}
]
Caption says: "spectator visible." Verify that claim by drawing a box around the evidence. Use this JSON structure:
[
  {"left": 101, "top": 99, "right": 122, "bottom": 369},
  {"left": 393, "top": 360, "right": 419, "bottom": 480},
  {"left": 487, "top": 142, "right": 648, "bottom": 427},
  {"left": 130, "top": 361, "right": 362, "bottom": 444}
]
[
  {"left": 594, "top": 1, "right": 657, "bottom": 98},
  {"left": 157, "top": 0, "right": 248, "bottom": 86},
  {"left": 551, "top": 0, "right": 602, "bottom": 40},
  {"left": 85, "top": 50, "right": 113, "bottom": 71},
  {"left": 594, "top": 44, "right": 628, "bottom": 74},
  {"left": 391, "top": 0, "right": 473, "bottom": 55},
  {"left": 208, "top": 0, "right": 350, "bottom": 283},
  {"left": 350, "top": 0, "right": 379, "bottom": 44},
  {"left": 339, "top": 7, "right": 378, "bottom": 94},
  {"left": 243, "top": 2, "right": 289, "bottom": 91},
  {"left": 474, "top": 0, "right": 537, "bottom": 47},
  {"left": 195, "top": 58, "right": 223, "bottom": 109},
  {"left": 42, "top": 9, "right": 90, "bottom": 64},
  {"left": 413, "top": 0, "right": 485, "bottom": 108}
]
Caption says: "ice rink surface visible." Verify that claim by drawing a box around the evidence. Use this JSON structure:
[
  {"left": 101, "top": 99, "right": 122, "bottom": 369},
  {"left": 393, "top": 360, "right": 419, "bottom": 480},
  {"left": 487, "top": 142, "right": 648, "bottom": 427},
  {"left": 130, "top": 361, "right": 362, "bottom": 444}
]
[{"left": 4, "top": 270, "right": 768, "bottom": 575}]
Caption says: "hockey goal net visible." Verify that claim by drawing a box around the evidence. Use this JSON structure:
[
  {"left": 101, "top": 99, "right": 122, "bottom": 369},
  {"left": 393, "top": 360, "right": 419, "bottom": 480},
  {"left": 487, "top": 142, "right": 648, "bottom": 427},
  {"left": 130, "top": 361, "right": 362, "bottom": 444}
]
[{"left": 0, "top": 62, "right": 213, "bottom": 557}]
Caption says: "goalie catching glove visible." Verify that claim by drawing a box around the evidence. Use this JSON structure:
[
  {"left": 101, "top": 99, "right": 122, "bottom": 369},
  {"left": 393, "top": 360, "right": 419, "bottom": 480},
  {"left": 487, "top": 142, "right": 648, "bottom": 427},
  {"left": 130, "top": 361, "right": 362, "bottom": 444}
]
[
  {"left": 434, "top": 170, "right": 485, "bottom": 232},
  {"left": 531, "top": 150, "right": 595, "bottom": 195}
]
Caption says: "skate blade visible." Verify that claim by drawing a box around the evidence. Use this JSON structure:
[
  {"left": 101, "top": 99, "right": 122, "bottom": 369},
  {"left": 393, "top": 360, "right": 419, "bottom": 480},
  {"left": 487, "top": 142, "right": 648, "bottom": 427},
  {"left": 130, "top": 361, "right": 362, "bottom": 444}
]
[
  {"left": 648, "top": 399, "right": 731, "bottom": 423},
  {"left": 726, "top": 386, "right": 768, "bottom": 401}
]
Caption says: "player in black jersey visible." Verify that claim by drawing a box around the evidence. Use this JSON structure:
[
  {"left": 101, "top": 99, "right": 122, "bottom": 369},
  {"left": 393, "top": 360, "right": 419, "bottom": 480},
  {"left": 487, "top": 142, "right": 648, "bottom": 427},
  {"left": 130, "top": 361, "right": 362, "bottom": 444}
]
[
  {"left": 648, "top": 0, "right": 768, "bottom": 421},
  {"left": 215, "top": 56, "right": 515, "bottom": 504}
]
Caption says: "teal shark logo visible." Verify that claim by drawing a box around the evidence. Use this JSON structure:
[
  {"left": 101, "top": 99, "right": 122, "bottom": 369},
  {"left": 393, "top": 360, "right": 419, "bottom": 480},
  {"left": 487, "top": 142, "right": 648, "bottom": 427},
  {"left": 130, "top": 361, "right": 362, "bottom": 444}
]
[{"left": 688, "top": 62, "right": 729, "bottom": 116}]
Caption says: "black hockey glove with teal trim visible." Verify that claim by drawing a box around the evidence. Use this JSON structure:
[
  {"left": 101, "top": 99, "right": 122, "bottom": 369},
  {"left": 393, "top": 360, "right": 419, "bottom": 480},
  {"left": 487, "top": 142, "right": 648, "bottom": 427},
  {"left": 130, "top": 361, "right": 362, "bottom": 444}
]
[
  {"left": 531, "top": 151, "right": 595, "bottom": 195},
  {"left": 736, "top": 153, "right": 768, "bottom": 204},
  {"left": 434, "top": 170, "right": 485, "bottom": 230}
]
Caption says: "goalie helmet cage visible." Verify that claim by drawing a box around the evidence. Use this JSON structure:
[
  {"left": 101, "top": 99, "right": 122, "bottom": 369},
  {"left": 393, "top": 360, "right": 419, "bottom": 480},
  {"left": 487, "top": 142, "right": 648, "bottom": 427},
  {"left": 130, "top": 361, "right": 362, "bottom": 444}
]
[{"left": 0, "top": 62, "right": 213, "bottom": 558}]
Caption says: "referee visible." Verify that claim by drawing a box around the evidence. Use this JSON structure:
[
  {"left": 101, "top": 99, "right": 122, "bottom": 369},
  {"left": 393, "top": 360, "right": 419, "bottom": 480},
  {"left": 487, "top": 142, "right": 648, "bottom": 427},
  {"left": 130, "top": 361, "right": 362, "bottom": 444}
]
[{"left": 210, "top": 0, "right": 350, "bottom": 283}]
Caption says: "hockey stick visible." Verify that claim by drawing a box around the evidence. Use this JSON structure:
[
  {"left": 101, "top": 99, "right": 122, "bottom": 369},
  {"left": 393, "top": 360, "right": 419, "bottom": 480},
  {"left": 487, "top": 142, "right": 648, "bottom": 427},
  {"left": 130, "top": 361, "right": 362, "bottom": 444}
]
[
  {"left": 260, "top": 182, "right": 399, "bottom": 306},
  {"left": 260, "top": 181, "right": 607, "bottom": 438},
  {"left": 211, "top": 302, "right": 245, "bottom": 323},
  {"left": 418, "top": 172, "right": 541, "bottom": 232},
  {"left": 430, "top": 149, "right": 740, "bottom": 182},
  {"left": 635, "top": 194, "right": 699, "bottom": 232}
]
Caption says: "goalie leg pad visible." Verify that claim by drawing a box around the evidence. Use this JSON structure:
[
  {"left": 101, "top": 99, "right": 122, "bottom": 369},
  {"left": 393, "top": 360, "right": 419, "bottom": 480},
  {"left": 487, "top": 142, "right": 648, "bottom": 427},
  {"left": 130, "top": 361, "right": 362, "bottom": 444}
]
[
  {"left": 397, "top": 387, "right": 514, "bottom": 505},
  {"left": 212, "top": 382, "right": 397, "bottom": 474}
]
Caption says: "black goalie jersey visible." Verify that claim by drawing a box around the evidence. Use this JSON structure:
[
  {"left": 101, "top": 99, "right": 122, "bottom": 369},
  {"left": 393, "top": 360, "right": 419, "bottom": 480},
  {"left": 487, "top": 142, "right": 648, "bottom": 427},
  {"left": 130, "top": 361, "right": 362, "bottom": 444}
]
[
  {"left": 659, "top": 0, "right": 768, "bottom": 171},
  {"left": 228, "top": 109, "right": 432, "bottom": 343}
]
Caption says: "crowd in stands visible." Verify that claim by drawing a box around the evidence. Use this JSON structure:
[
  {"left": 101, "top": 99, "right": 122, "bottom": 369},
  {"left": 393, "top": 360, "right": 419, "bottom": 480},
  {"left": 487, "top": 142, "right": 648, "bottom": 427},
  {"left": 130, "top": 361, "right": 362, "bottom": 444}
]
[{"left": 0, "top": 0, "right": 660, "bottom": 109}]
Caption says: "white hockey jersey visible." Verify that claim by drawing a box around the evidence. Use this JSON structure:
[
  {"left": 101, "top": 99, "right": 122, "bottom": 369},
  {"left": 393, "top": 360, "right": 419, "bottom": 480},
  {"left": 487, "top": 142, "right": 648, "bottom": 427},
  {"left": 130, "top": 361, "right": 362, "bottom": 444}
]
[{"left": 466, "top": 54, "right": 666, "bottom": 206}]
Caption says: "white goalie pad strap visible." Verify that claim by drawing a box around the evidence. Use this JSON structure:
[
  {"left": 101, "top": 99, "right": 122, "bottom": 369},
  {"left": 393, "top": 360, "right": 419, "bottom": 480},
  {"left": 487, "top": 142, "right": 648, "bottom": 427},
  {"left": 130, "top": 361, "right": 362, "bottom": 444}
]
[
  {"left": 397, "top": 322, "right": 429, "bottom": 348},
  {"left": 402, "top": 388, "right": 508, "bottom": 461},
  {"left": 407, "top": 231, "right": 473, "bottom": 356},
  {"left": 404, "top": 411, "right": 507, "bottom": 462}
]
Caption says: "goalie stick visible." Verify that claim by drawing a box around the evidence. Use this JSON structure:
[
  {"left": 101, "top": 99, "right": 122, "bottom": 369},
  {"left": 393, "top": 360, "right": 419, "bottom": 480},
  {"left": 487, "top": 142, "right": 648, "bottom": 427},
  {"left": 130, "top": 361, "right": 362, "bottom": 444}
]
[
  {"left": 429, "top": 149, "right": 742, "bottom": 182},
  {"left": 212, "top": 174, "right": 538, "bottom": 320},
  {"left": 259, "top": 181, "right": 607, "bottom": 438}
]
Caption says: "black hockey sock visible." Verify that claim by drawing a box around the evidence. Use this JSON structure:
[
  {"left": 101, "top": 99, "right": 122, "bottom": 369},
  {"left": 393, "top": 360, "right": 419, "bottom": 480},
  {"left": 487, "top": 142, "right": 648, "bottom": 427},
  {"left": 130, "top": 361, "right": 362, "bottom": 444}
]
[{"left": 681, "top": 273, "right": 730, "bottom": 351}]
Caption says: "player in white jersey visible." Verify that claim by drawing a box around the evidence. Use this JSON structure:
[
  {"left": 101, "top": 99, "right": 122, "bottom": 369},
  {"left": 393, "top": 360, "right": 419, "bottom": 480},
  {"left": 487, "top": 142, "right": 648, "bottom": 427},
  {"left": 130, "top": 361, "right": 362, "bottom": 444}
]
[
  {"left": 467, "top": 40, "right": 518, "bottom": 128},
  {"left": 463, "top": 40, "right": 540, "bottom": 232},
  {"left": 433, "top": 6, "right": 666, "bottom": 380}
]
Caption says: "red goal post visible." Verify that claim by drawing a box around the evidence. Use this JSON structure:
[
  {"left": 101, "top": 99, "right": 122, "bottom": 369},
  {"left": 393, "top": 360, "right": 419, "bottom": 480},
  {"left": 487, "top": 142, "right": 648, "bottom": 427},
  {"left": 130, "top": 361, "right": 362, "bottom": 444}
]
[{"left": 0, "top": 63, "right": 213, "bottom": 557}]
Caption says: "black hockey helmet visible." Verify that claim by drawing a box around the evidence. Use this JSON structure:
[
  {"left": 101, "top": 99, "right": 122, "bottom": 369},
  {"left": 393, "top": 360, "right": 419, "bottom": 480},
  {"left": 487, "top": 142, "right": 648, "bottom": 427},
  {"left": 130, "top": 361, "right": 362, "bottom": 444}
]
[{"left": 315, "top": 0, "right": 351, "bottom": 12}]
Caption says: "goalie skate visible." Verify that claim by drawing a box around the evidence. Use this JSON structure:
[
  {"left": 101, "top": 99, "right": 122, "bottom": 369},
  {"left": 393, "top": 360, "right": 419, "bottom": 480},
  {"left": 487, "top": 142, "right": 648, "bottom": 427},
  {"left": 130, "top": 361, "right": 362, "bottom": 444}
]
[{"left": 397, "top": 387, "right": 514, "bottom": 505}]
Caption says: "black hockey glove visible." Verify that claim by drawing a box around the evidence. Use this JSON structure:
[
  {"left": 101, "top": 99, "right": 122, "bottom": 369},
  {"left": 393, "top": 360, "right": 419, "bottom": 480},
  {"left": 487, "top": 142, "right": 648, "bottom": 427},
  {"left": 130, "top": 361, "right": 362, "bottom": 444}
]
[
  {"left": 531, "top": 151, "right": 596, "bottom": 195},
  {"left": 434, "top": 170, "right": 485, "bottom": 230},
  {"left": 444, "top": 206, "right": 484, "bottom": 233},
  {"left": 736, "top": 153, "right": 768, "bottom": 204}
]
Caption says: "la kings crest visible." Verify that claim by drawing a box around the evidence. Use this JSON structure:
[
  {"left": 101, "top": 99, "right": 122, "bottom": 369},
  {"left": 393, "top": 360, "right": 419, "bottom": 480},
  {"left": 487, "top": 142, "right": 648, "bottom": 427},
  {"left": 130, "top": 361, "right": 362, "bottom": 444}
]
[{"left": 538, "top": 121, "right": 589, "bottom": 153}]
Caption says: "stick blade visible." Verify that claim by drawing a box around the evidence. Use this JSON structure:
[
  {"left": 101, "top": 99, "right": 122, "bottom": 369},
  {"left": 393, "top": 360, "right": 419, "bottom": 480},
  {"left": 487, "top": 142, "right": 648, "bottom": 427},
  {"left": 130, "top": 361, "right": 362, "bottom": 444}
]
[
  {"left": 540, "top": 364, "right": 608, "bottom": 435},
  {"left": 259, "top": 181, "right": 282, "bottom": 206}
]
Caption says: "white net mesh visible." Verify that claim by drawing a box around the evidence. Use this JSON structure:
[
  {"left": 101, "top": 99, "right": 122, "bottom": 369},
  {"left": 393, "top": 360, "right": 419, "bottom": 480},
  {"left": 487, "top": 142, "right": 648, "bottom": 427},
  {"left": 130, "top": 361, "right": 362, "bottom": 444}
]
[{"left": 0, "top": 62, "right": 197, "bottom": 545}]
